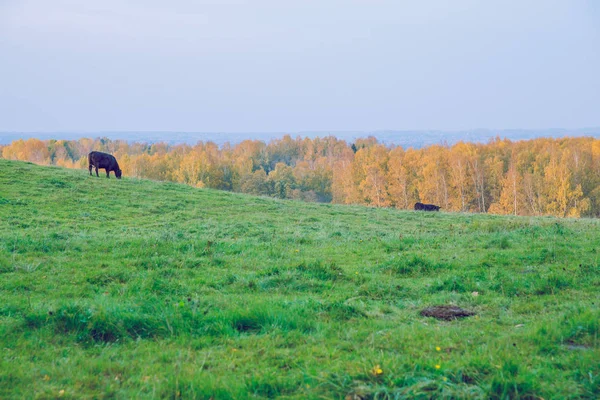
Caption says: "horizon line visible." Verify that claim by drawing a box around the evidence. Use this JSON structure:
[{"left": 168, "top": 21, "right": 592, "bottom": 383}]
[{"left": 2, "top": 127, "right": 600, "bottom": 134}]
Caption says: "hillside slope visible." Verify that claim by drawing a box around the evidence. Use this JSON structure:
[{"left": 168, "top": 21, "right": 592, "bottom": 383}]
[{"left": 0, "top": 159, "right": 598, "bottom": 399}]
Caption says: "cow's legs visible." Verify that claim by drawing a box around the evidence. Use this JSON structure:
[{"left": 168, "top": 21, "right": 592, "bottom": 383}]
[
  {"left": 95, "top": 166, "right": 99, "bottom": 177},
  {"left": 89, "top": 165, "right": 93, "bottom": 176},
  {"left": 106, "top": 169, "right": 110, "bottom": 178}
]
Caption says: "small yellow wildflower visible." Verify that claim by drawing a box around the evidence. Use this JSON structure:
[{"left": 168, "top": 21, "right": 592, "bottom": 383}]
[
  {"left": 58, "top": 390, "right": 65, "bottom": 397},
  {"left": 295, "top": 249, "right": 300, "bottom": 252},
  {"left": 435, "top": 346, "right": 441, "bottom": 351},
  {"left": 435, "top": 364, "right": 441, "bottom": 370},
  {"left": 443, "top": 377, "right": 447, "bottom": 382},
  {"left": 371, "top": 364, "right": 383, "bottom": 376},
  {"left": 42, "top": 375, "right": 50, "bottom": 381},
  {"left": 232, "top": 348, "right": 238, "bottom": 352}
]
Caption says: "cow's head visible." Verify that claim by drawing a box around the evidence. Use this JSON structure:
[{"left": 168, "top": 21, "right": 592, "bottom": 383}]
[{"left": 116, "top": 169, "right": 122, "bottom": 179}]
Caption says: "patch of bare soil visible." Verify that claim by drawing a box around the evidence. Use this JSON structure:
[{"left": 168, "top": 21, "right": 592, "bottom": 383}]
[{"left": 420, "top": 305, "right": 476, "bottom": 321}]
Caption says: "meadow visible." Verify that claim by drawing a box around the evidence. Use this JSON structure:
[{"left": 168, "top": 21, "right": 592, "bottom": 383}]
[{"left": 0, "top": 158, "right": 598, "bottom": 399}]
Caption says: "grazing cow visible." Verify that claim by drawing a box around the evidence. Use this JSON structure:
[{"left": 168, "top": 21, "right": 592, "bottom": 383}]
[
  {"left": 88, "top": 151, "right": 122, "bottom": 179},
  {"left": 414, "top": 202, "right": 440, "bottom": 211}
]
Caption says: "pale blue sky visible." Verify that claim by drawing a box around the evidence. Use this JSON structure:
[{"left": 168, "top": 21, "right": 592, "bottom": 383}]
[{"left": 1, "top": 0, "right": 598, "bottom": 132}]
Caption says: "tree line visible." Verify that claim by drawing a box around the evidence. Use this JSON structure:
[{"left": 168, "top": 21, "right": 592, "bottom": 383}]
[{"left": 1, "top": 135, "right": 598, "bottom": 217}]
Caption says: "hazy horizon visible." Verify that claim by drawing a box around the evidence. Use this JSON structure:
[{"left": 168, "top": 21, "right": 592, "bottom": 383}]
[
  {"left": 3, "top": 126, "right": 600, "bottom": 134},
  {"left": 2, "top": 127, "right": 599, "bottom": 149},
  {"left": 1, "top": 1, "right": 599, "bottom": 132}
]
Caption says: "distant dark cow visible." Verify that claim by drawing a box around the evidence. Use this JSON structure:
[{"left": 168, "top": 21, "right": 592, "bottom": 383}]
[
  {"left": 88, "top": 151, "right": 122, "bottom": 179},
  {"left": 414, "top": 202, "right": 440, "bottom": 211}
]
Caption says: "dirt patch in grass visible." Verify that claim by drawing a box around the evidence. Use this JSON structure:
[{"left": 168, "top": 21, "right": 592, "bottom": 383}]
[{"left": 420, "top": 305, "right": 476, "bottom": 321}]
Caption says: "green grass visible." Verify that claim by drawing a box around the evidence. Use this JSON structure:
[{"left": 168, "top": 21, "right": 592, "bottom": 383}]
[{"left": 0, "top": 158, "right": 599, "bottom": 399}]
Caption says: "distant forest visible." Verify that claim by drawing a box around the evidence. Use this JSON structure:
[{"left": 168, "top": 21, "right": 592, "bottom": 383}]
[{"left": 1, "top": 135, "right": 598, "bottom": 217}]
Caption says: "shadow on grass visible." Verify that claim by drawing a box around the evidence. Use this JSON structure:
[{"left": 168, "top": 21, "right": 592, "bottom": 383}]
[{"left": 20, "top": 299, "right": 318, "bottom": 344}]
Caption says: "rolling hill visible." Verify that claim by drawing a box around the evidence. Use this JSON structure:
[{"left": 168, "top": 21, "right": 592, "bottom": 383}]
[{"left": 0, "top": 159, "right": 598, "bottom": 399}]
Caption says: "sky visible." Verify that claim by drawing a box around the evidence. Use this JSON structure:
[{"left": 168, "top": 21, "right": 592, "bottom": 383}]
[{"left": 0, "top": 0, "right": 599, "bottom": 132}]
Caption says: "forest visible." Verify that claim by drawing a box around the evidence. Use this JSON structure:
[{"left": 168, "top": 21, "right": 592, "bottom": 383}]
[{"left": 1, "top": 135, "right": 598, "bottom": 217}]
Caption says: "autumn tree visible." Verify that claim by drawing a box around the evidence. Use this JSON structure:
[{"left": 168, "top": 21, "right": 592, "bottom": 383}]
[
  {"left": 489, "top": 161, "right": 524, "bottom": 215},
  {"left": 543, "top": 148, "right": 589, "bottom": 217},
  {"left": 447, "top": 142, "right": 476, "bottom": 211},
  {"left": 416, "top": 145, "right": 449, "bottom": 208},
  {"left": 387, "top": 147, "right": 414, "bottom": 209},
  {"left": 268, "top": 162, "right": 296, "bottom": 199},
  {"left": 352, "top": 144, "right": 390, "bottom": 207}
]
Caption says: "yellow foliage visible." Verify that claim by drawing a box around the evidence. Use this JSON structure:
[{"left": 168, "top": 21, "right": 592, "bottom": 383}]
[{"left": 1, "top": 136, "right": 597, "bottom": 217}]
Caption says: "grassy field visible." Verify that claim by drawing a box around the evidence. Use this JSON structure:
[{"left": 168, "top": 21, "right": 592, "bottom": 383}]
[{"left": 0, "top": 158, "right": 599, "bottom": 399}]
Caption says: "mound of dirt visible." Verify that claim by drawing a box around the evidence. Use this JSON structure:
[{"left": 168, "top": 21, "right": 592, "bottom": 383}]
[{"left": 420, "top": 305, "right": 476, "bottom": 321}]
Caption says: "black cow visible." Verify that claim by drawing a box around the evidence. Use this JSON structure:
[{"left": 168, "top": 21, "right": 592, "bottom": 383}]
[
  {"left": 88, "top": 151, "right": 122, "bottom": 179},
  {"left": 414, "top": 202, "right": 440, "bottom": 211}
]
